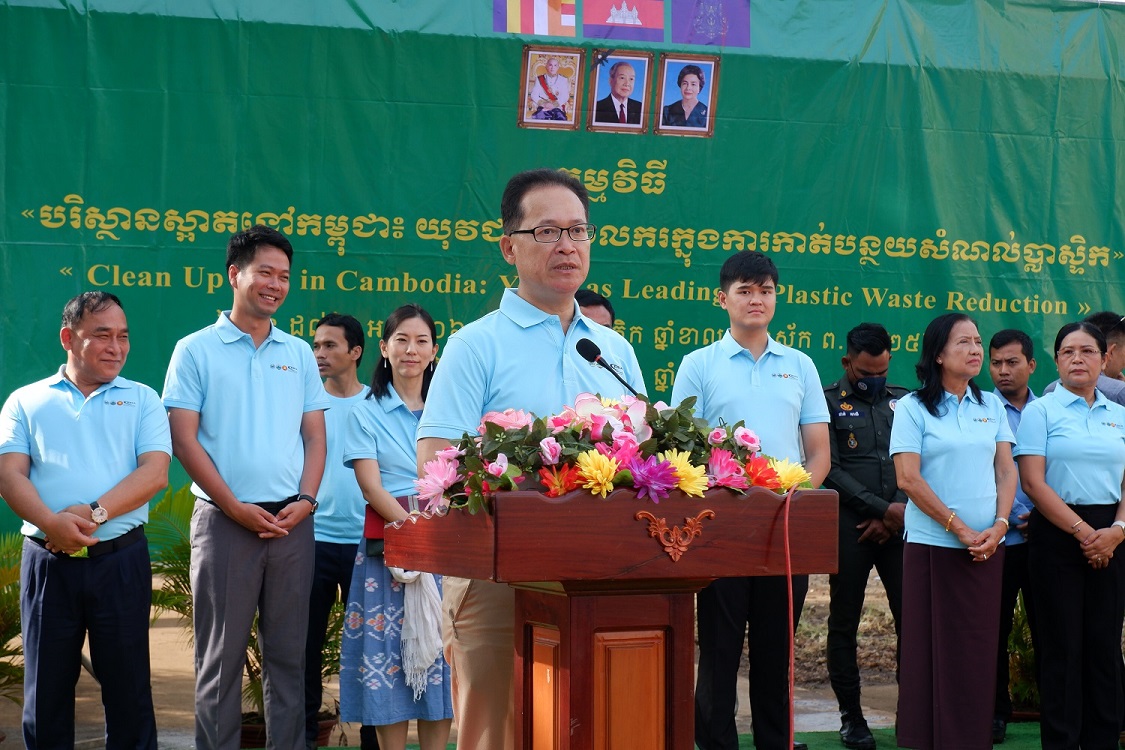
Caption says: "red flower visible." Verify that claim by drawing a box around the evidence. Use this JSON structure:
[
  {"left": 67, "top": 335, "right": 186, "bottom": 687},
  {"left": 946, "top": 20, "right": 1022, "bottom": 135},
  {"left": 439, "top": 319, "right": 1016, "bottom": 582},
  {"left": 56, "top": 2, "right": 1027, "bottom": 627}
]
[
  {"left": 744, "top": 455, "right": 783, "bottom": 490},
  {"left": 538, "top": 464, "right": 581, "bottom": 497}
]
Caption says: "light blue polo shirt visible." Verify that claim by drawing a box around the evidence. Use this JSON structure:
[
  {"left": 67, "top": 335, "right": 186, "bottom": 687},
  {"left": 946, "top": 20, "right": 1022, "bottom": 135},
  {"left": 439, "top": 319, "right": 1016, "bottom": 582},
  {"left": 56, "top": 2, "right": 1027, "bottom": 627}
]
[
  {"left": 889, "top": 390, "right": 1015, "bottom": 548},
  {"left": 0, "top": 368, "right": 171, "bottom": 541},
  {"left": 418, "top": 289, "right": 646, "bottom": 440},
  {"left": 670, "top": 332, "right": 830, "bottom": 464},
  {"left": 315, "top": 387, "right": 369, "bottom": 544},
  {"left": 995, "top": 388, "right": 1036, "bottom": 546},
  {"left": 1013, "top": 385, "right": 1125, "bottom": 506},
  {"left": 162, "top": 312, "right": 330, "bottom": 503},
  {"left": 343, "top": 387, "right": 421, "bottom": 499}
]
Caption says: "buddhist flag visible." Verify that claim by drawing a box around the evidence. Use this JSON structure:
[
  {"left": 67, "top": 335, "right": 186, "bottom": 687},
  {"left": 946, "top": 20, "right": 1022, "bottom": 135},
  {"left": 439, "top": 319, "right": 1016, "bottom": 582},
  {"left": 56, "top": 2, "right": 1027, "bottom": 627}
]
[
  {"left": 584, "top": 0, "right": 665, "bottom": 42},
  {"left": 494, "top": 0, "right": 576, "bottom": 37}
]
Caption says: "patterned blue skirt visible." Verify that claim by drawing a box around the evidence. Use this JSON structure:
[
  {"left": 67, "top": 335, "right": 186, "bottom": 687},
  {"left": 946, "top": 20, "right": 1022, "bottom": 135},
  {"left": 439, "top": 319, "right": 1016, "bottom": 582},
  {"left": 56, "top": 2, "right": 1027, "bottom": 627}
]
[{"left": 339, "top": 544, "right": 453, "bottom": 725}]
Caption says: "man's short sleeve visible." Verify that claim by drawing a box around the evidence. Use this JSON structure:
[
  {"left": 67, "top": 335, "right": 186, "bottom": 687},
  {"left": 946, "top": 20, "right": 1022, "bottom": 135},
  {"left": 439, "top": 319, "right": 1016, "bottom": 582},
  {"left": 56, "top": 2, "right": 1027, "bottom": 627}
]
[
  {"left": 162, "top": 340, "right": 203, "bottom": 411},
  {"left": 0, "top": 393, "right": 30, "bottom": 456},
  {"left": 300, "top": 345, "right": 329, "bottom": 412},
  {"left": 417, "top": 335, "right": 489, "bottom": 441},
  {"left": 889, "top": 394, "right": 925, "bottom": 456},
  {"left": 798, "top": 357, "right": 830, "bottom": 425},
  {"left": 136, "top": 385, "right": 173, "bottom": 456}
]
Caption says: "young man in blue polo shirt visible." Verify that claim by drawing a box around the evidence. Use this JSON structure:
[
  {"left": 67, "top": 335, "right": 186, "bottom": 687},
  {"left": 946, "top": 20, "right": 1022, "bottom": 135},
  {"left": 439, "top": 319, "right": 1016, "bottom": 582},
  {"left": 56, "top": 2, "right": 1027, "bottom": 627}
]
[
  {"left": 304, "top": 312, "right": 375, "bottom": 750},
  {"left": 0, "top": 291, "right": 171, "bottom": 749},
  {"left": 671, "top": 250, "right": 830, "bottom": 750},
  {"left": 163, "top": 226, "right": 329, "bottom": 750},
  {"left": 417, "top": 168, "right": 644, "bottom": 750}
]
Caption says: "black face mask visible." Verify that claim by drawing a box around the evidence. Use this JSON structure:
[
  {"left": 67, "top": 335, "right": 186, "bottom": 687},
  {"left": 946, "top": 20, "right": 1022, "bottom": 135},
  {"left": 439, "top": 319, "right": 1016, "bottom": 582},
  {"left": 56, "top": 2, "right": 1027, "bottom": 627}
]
[{"left": 852, "top": 375, "right": 887, "bottom": 398}]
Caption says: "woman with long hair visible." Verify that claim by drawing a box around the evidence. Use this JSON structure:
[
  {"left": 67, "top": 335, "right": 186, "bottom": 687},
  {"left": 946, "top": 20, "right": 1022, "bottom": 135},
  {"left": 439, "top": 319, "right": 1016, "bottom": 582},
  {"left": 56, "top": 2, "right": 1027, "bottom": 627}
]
[
  {"left": 1016, "top": 321, "right": 1125, "bottom": 749},
  {"left": 889, "top": 313, "right": 1017, "bottom": 748},
  {"left": 339, "top": 304, "right": 452, "bottom": 750}
]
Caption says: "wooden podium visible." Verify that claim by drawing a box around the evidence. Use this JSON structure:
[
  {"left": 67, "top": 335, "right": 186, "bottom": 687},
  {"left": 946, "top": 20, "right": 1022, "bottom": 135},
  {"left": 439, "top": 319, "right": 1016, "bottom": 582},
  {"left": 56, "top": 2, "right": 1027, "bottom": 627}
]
[{"left": 385, "top": 486, "right": 838, "bottom": 750}]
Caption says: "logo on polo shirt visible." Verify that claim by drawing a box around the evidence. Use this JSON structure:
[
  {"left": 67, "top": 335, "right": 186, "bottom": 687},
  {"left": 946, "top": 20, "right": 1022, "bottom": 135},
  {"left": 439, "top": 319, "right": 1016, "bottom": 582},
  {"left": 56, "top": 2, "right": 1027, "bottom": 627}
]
[
  {"left": 269, "top": 363, "right": 299, "bottom": 373},
  {"left": 1102, "top": 421, "right": 1124, "bottom": 429},
  {"left": 771, "top": 373, "right": 798, "bottom": 380},
  {"left": 104, "top": 398, "right": 137, "bottom": 407},
  {"left": 972, "top": 417, "right": 997, "bottom": 423}
]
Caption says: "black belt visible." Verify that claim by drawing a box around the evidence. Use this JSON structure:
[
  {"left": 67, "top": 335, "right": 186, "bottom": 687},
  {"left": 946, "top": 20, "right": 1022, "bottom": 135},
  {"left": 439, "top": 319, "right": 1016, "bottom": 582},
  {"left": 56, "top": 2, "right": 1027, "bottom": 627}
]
[
  {"left": 200, "top": 495, "right": 301, "bottom": 515},
  {"left": 27, "top": 524, "right": 145, "bottom": 558}
]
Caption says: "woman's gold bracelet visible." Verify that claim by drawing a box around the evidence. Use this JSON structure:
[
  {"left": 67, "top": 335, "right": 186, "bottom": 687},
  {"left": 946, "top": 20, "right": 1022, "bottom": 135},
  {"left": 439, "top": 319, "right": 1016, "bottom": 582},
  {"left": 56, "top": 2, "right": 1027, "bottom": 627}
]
[
  {"left": 995, "top": 517, "right": 1010, "bottom": 529},
  {"left": 944, "top": 511, "right": 957, "bottom": 532}
]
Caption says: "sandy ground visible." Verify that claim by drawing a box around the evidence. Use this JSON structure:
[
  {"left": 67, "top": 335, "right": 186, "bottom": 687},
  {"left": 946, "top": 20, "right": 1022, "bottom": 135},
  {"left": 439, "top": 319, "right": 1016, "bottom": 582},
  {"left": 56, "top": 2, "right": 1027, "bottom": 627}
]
[{"left": 0, "top": 574, "right": 900, "bottom": 748}]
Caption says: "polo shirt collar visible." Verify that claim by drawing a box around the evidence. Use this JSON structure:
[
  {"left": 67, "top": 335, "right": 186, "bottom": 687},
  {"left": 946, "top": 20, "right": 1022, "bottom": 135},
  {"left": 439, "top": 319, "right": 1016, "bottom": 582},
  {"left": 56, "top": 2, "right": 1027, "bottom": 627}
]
[
  {"left": 48, "top": 366, "right": 130, "bottom": 397},
  {"left": 718, "top": 330, "right": 785, "bottom": 360},
  {"left": 379, "top": 384, "right": 408, "bottom": 414},
  {"left": 1053, "top": 383, "right": 1111, "bottom": 410},
  {"left": 993, "top": 387, "right": 1037, "bottom": 411},
  {"left": 215, "top": 310, "right": 283, "bottom": 345},
  {"left": 499, "top": 288, "right": 583, "bottom": 331}
]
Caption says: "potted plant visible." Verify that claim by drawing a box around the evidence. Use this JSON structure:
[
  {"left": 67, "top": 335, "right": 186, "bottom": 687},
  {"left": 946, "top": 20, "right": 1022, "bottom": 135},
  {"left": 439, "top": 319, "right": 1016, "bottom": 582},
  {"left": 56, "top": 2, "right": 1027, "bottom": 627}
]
[{"left": 149, "top": 485, "right": 344, "bottom": 748}]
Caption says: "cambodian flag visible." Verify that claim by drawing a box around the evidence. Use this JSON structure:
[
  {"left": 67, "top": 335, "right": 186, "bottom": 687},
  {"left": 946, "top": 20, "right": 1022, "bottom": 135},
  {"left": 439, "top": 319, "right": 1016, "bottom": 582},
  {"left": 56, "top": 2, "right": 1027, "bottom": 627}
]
[
  {"left": 583, "top": 0, "right": 665, "bottom": 42},
  {"left": 494, "top": 0, "right": 577, "bottom": 37}
]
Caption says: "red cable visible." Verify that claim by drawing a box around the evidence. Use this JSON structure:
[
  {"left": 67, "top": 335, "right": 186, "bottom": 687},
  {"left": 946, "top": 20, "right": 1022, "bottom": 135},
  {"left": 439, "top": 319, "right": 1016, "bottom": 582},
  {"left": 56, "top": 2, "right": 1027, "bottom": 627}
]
[{"left": 784, "top": 485, "right": 797, "bottom": 748}]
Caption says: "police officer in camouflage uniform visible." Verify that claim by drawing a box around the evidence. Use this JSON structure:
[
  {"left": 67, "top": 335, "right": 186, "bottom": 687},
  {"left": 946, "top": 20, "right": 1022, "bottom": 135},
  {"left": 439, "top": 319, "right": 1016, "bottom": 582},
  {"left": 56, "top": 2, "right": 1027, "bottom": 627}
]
[{"left": 822, "top": 323, "right": 909, "bottom": 750}]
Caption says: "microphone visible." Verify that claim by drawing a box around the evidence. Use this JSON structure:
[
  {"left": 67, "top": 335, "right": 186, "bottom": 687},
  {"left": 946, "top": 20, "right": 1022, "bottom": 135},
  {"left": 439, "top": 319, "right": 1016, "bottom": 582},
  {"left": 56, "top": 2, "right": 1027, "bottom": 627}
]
[{"left": 576, "top": 338, "right": 640, "bottom": 397}]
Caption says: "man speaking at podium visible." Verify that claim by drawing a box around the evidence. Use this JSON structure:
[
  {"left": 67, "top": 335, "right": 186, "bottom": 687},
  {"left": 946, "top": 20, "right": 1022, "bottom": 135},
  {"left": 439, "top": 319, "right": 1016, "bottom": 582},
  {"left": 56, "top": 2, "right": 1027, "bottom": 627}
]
[{"left": 417, "top": 168, "right": 645, "bottom": 750}]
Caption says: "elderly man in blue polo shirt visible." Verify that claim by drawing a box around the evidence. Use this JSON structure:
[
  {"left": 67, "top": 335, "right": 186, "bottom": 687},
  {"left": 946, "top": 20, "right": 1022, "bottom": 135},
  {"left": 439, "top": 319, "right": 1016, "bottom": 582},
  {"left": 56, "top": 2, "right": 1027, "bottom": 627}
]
[
  {"left": 416, "top": 168, "right": 645, "bottom": 750},
  {"left": 671, "top": 250, "right": 831, "bottom": 750},
  {"left": 0, "top": 291, "right": 171, "bottom": 750},
  {"left": 163, "top": 226, "right": 329, "bottom": 750}
]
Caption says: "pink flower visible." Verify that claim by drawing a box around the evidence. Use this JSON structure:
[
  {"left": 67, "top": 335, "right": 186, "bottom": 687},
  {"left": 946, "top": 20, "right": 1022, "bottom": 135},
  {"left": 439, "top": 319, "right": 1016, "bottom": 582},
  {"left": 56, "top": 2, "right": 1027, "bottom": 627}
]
[
  {"left": 547, "top": 413, "right": 575, "bottom": 433},
  {"left": 618, "top": 396, "right": 653, "bottom": 442},
  {"left": 435, "top": 445, "right": 464, "bottom": 460},
  {"left": 485, "top": 453, "right": 510, "bottom": 477},
  {"left": 708, "top": 427, "right": 727, "bottom": 445},
  {"left": 627, "top": 455, "right": 679, "bottom": 504},
  {"left": 415, "top": 455, "right": 462, "bottom": 509},
  {"left": 479, "top": 409, "right": 535, "bottom": 433},
  {"left": 707, "top": 448, "right": 750, "bottom": 490},
  {"left": 608, "top": 429, "right": 641, "bottom": 465},
  {"left": 733, "top": 427, "right": 761, "bottom": 454},
  {"left": 539, "top": 436, "right": 562, "bottom": 465}
]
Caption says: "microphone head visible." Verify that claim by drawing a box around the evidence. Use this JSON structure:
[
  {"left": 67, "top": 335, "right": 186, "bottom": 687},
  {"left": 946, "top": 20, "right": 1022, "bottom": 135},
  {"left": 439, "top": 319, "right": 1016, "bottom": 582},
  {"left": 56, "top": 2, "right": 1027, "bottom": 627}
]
[{"left": 576, "top": 338, "right": 602, "bottom": 363}]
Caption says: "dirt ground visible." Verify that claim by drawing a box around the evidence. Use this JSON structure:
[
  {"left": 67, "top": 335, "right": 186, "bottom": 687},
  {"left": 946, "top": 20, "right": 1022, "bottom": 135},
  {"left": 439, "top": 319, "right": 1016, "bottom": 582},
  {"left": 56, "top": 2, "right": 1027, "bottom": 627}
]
[{"left": 0, "top": 573, "right": 900, "bottom": 747}]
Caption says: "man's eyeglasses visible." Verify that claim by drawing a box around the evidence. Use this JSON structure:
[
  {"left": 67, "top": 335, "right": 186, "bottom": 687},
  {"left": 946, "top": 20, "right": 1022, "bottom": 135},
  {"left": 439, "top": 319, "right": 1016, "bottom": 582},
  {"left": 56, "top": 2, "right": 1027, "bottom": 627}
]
[{"left": 507, "top": 223, "right": 597, "bottom": 243}]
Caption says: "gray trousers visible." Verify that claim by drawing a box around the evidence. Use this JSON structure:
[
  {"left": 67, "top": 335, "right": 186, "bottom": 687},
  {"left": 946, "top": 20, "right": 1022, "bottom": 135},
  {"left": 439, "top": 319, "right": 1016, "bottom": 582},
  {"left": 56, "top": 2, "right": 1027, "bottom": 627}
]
[{"left": 191, "top": 500, "right": 315, "bottom": 750}]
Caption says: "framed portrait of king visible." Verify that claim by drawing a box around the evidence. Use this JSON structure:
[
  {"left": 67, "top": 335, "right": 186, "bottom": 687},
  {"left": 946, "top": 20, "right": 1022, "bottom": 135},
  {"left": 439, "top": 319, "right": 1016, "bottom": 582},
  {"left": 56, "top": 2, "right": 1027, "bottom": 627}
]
[
  {"left": 587, "top": 50, "right": 654, "bottom": 134},
  {"left": 519, "top": 46, "right": 584, "bottom": 130}
]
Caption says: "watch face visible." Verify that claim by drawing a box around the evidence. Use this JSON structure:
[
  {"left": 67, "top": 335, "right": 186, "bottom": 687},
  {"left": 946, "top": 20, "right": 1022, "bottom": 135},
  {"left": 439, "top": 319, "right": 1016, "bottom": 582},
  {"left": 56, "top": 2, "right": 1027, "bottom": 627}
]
[{"left": 91, "top": 506, "right": 108, "bottom": 524}]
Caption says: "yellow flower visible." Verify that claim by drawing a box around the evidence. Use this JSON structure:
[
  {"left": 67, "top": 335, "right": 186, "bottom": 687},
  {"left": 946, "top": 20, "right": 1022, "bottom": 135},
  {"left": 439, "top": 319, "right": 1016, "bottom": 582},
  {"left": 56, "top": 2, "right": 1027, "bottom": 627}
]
[
  {"left": 768, "top": 457, "right": 811, "bottom": 490},
  {"left": 576, "top": 449, "right": 620, "bottom": 498},
  {"left": 658, "top": 450, "right": 708, "bottom": 497}
]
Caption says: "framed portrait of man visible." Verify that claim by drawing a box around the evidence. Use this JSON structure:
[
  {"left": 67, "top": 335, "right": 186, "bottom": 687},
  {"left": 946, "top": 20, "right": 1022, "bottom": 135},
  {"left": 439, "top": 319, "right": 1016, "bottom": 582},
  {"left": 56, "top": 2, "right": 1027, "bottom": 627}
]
[
  {"left": 519, "top": 45, "right": 584, "bottom": 130},
  {"left": 654, "top": 53, "right": 720, "bottom": 138},
  {"left": 587, "top": 50, "right": 654, "bottom": 134}
]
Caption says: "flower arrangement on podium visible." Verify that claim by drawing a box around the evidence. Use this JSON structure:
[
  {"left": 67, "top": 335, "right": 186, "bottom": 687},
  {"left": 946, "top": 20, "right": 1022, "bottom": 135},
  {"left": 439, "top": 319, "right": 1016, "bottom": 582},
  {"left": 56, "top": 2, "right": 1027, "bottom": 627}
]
[{"left": 416, "top": 392, "right": 812, "bottom": 514}]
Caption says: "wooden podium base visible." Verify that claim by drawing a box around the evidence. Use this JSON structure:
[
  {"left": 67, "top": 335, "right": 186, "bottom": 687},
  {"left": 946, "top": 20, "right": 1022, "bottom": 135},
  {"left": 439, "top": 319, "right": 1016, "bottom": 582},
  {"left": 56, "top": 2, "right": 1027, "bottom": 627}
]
[{"left": 515, "top": 581, "right": 704, "bottom": 750}]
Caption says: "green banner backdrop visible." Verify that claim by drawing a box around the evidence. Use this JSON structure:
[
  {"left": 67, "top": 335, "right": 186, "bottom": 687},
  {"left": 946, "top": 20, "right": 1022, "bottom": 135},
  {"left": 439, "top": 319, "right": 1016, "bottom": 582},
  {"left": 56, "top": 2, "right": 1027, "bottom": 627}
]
[{"left": 2, "top": 1, "right": 1124, "bottom": 523}]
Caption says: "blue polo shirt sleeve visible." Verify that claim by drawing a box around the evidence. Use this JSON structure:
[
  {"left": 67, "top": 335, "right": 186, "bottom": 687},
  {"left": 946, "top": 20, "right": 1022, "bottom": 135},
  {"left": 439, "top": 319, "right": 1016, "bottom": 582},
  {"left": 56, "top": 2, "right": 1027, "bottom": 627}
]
[
  {"left": 889, "top": 393, "right": 925, "bottom": 456},
  {"left": 342, "top": 400, "right": 381, "bottom": 467},
  {"left": 989, "top": 393, "right": 1015, "bottom": 445},
  {"left": 798, "top": 356, "right": 830, "bottom": 425},
  {"left": 0, "top": 391, "right": 31, "bottom": 456},
  {"left": 669, "top": 351, "right": 702, "bottom": 411},
  {"left": 299, "top": 345, "right": 330, "bottom": 412},
  {"left": 162, "top": 340, "right": 203, "bottom": 411},
  {"left": 417, "top": 334, "right": 488, "bottom": 441},
  {"left": 136, "top": 385, "right": 173, "bottom": 456},
  {"left": 1012, "top": 399, "right": 1047, "bottom": 457}
]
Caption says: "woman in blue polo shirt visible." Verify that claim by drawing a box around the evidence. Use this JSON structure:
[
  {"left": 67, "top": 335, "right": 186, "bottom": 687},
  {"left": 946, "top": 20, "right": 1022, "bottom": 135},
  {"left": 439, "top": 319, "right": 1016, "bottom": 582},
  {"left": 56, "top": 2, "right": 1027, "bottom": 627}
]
[
  {"left": 1015, "top": 321, "right": 1125, "bottom": 750},
  {"left": 339, "top": 304, "right": 452, "bottom": 750},
  {"left": 889, "top": 313, "right": 1016, "bottom": 749}
]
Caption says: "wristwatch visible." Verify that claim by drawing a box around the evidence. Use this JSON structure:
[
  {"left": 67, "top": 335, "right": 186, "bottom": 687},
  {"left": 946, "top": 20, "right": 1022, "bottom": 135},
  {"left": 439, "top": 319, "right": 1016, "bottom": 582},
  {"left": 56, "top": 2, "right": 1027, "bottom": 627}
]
[
  {"left": 298, "top": 493, "right": 318, "bottom": 515},
  {"left": 89, "top": 501, "right": 108, "bottom": 525}
]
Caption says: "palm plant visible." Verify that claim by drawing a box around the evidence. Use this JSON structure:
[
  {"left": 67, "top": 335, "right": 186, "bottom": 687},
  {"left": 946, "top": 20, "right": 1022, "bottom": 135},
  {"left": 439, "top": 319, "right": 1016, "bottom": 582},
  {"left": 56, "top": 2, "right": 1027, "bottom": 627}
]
[{"left": 0, "top": 531, "right": 25, "bottom": 706}]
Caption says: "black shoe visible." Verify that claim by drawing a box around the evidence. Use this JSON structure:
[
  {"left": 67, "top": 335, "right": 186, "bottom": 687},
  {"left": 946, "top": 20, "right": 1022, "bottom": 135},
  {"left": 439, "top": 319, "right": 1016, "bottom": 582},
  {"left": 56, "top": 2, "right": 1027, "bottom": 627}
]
[
  {"left": 840, "top": 712, "right": 876, "bottom": 749},
  {"left": 793, "top": 742, "right": 808, "bottom": 750},
  {"left": 992, "top": 717, "right": 1007, "bottom": 744}
]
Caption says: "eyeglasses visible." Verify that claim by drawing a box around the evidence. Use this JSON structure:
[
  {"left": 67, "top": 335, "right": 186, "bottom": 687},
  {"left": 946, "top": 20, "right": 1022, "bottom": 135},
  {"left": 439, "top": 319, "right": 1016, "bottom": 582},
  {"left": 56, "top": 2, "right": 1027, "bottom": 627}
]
[
  {"left": 1057, "top": 347, "right": 1103, "bottom": 361},
  {"left": 507, "top": 223, "right": 597, "bottom": 243}
]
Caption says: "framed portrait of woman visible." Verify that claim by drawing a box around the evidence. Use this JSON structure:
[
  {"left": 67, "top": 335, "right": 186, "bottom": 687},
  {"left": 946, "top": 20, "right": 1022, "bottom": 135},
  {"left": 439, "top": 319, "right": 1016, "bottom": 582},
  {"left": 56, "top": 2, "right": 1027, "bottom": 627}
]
[
  {"left": 519, "top": 45, "right": 585, "bottom": 130},
  {"left": 654, "top": 53, "right": 720, "bottom": 138},
  {"left": 586, "top": 50, "right": 654, "bottom": 134}
]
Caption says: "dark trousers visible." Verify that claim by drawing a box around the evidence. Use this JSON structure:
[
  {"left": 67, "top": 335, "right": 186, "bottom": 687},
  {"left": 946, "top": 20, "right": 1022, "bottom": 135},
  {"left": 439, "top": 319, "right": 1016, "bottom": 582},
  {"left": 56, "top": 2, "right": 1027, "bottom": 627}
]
[
  {"left": 695, "top": 574, "right": 808, "bottom": 750},
  {"left": 994, "top": 541, "right": 1034, "bottom": 721},
  {"left": 21, "top": 535, "right": 157, "bottom": 750},
  {"left": 305, "top": 541, "right": 366, "bottom": 747},
  {"left": 826, "top": 510, "right": 903, "bottom": 714},
  {"left": 1029, "top": 506, "right": 1125, "bottom": 750}
]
